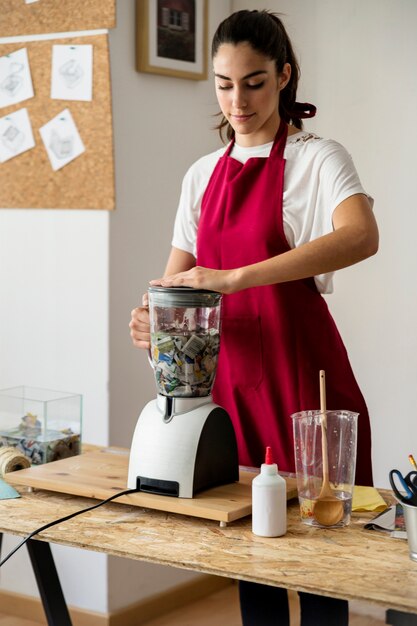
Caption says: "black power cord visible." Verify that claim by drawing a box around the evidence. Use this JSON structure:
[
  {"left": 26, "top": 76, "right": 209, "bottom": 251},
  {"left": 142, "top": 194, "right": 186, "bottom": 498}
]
[{"left": 0, "top": 487, "right": 140, "bottom": 568}]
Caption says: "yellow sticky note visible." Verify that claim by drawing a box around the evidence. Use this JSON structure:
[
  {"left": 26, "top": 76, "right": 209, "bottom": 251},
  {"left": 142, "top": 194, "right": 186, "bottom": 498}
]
[{"left": 352, "top": 486, "right": 388, "bottom": 512}]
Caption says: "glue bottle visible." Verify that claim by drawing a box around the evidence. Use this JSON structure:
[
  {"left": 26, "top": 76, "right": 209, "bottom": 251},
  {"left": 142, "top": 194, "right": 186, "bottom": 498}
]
[{"left": 252, "top": 446, "right": 287, "bottom": 537}]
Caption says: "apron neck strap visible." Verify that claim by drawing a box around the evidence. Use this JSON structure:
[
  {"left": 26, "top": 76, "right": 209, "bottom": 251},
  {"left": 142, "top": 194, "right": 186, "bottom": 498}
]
[
  {"left": 270, "top": 118, "right": 288, "bottom": 158},
  {"left": 225, "top": 118, "right": 289, "bottom": 158}
]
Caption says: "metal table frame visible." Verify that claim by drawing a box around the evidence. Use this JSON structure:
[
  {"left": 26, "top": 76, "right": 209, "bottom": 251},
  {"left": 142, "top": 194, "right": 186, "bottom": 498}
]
[{"left": 0, "top": 532, "right": 72, "bottom": 626}]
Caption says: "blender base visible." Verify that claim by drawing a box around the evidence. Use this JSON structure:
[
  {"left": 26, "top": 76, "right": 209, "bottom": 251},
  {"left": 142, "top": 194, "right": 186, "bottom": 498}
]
[{"left": 127, "top": 394, "right": 239, "bottom": 498}]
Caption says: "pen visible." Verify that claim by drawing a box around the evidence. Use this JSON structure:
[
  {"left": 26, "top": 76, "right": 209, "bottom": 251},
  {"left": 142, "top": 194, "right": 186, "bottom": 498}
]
[{"left": 409, "top": 454, "right": 417, "bottom": 470}]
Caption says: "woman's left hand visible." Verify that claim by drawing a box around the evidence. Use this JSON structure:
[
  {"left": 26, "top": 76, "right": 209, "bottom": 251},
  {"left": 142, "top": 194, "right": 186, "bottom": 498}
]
[{"left": 149, "top": 266, "right": 241, "bottom": 294}]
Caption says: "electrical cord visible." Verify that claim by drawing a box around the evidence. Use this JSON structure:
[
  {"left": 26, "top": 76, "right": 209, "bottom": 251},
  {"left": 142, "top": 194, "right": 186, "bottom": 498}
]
[{"left": 0, "top": 487, "right": 140, "bottom": 568}]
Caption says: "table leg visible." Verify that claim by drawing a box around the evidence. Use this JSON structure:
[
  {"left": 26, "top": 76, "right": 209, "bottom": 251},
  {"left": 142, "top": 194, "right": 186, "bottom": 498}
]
[
  {"left": 386, "top": 609, "right": 417, "bottom": 625},
  {"left": 26, "top": 539, "right": 72, "bottom": 626}
]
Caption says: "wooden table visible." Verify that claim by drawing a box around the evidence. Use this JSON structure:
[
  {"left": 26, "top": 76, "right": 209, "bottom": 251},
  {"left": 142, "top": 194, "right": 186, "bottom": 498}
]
[{"left": 1, "top": 479, "right": 417, "bottom": 625}]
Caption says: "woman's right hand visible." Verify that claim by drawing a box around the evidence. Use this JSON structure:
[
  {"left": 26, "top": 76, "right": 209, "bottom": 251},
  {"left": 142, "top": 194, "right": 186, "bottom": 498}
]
[{"left": 129, "top": 293, "right": 150, "bottom": 350}]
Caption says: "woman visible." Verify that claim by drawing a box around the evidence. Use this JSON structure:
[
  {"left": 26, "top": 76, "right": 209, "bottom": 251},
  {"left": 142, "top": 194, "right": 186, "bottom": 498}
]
[{"left": 130, "top": 10, "right": 378, "bottom": 626}]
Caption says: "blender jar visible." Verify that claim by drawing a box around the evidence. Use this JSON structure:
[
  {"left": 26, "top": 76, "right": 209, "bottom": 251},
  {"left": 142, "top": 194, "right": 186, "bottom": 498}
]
[{"left": 148, "top": 287, "right": 222, "bottom": 397}]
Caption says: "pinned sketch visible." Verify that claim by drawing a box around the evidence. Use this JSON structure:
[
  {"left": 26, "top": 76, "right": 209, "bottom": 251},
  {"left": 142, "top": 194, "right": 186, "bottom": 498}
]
[
  {"left": 0, "top": 107, "right": 35, "bottom": 163},
  {"left": 39, "top": 108, "right": 85, "bottom": 171},
  {"left": 0, "top": 48, "right": 34, "bottom": 108},
  {"left": 51, "top": 45, "right": 93, "bottom": 102}
]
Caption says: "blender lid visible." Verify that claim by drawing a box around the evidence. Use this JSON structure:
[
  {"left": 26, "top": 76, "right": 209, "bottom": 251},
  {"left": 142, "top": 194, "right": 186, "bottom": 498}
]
[{"left": 148, "top": 286, "right": 222, "bottom": 308}]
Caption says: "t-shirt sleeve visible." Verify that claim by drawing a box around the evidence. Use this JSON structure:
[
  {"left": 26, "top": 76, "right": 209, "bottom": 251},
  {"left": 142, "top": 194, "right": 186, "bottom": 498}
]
[
  {"left": 314, "top": 141, "right": 374, "bottom": 293},
  {"left": 171, "top": 164, "right": 200, "bottom": 257},
  {"left": 171, "top": 150, "right": 222, "bottom": 257},
  {"left": 284, "top": 136, "right": 374, "bottom": 294},
  {"left": 318, "top": 140, "right": 374, "bottom": 229}
]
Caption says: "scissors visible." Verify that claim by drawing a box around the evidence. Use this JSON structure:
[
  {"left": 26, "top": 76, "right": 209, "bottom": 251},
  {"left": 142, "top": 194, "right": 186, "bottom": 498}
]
[{"left": 389, "top": 469, "right": 417, "bottom": 506}]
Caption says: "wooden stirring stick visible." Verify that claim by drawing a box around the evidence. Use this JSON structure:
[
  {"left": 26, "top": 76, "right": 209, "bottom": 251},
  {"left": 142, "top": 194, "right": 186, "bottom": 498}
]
[
  {"left": 319, "top": 370, "right": 328, "bottom": 483},
  {"left": 313, "top": 370, "right": 344, "bottom": 527}
]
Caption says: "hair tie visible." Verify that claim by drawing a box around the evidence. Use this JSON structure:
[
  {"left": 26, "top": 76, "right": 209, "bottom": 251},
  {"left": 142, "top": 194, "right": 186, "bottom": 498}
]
[{"left": 291, "top": 102, "right": 317, "bottom": 119}]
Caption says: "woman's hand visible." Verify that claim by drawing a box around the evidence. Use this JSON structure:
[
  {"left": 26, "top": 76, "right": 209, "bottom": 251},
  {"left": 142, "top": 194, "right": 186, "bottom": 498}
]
[
  {"left": 129, "top": 293, "right": 150, "bottom": 350},
  {"left": 149, "top": 266, "right": 241, "bottom": 294}
]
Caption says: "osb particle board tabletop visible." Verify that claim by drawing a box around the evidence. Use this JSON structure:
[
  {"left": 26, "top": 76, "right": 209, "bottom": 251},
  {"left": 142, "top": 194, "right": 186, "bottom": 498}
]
[
  {"left": 0, "top": 476, "right": 415, "bottom": 613},
  {"left": 5, "top": 447, "right": 298, "bottom": 523}
]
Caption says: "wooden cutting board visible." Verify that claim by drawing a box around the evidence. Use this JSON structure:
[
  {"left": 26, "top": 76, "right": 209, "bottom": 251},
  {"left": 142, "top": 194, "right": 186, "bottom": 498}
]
[{"left": 6, "top": 447, "right": 298, "bottom": 524}]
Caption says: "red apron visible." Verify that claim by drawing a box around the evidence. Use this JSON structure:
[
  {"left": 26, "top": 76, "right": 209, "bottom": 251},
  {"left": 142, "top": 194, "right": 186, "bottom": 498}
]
[{"left": 196, "top": 120, "right": 373, "bottom": 486}]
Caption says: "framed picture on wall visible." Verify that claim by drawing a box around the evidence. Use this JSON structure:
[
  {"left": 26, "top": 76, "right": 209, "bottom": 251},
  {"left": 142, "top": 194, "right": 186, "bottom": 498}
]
[{"left": 136, "top": 0, "right": 208, "bottom": 80}]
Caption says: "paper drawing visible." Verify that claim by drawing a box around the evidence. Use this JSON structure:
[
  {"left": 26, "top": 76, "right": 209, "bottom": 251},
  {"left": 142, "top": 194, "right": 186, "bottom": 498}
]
[
  {"left": 59, "top": 60, "right": 84, "bottom": 89},
  {"left": 0, "top": 48, "right": 34, "bottom": 109},
  {"left": 0, "top": 107, "right": 35, "bottom": 163},
  {"left": 39, "top": 108, "right": 85, "bottom": 171},
  {"left": 49, "top": 129, "right": 73, "bottom": 160},
  {"left": 2, "top": 124, "right": 24, "bottom": 152},
  {"left": 51, "top": 45, "right": 93, "bottom": 102},
  {"left": 1, "top": 62, "right": 24, "bottom": 97}
]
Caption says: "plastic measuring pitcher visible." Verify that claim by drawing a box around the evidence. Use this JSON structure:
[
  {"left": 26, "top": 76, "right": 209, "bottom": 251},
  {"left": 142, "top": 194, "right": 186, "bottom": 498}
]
[{"left": 291, "top": 410, "right": 358, "bottom": 527}]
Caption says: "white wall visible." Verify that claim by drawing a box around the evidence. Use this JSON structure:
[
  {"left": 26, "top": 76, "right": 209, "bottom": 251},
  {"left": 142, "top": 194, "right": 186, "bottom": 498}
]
[{"left": 0, "top": 211, "right": 110, "bottom": 609}]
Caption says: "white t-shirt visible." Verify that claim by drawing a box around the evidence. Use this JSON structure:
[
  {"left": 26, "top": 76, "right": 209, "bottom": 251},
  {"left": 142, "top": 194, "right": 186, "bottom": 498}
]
[{"left": 171, "top": 131, "right": 373, "bottom": 293}]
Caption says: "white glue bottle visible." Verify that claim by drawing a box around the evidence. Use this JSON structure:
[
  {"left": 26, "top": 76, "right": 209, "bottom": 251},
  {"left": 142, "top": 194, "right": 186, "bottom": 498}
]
[{"left": 252, "top": 446, "right": 287, "bottom": 537}]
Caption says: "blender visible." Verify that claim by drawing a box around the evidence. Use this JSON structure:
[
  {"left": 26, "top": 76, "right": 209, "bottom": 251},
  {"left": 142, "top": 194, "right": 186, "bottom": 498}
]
[{"left": 127, "top": 287, "right": 239, "bottom": 498}]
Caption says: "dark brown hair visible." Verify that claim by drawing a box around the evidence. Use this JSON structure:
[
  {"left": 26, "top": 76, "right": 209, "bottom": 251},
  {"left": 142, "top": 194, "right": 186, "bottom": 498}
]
[{"left": 212, "top": 10, "right": 302, "bottom": 142}]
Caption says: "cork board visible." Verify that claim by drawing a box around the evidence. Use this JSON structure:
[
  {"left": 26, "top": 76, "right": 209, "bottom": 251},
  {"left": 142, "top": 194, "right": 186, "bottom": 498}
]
[
  {"left": 0, "top": 34, "right": 115, "bottom": 210},
  {"left": 0, "top": 0, "right": 116, "bottom": 37}
]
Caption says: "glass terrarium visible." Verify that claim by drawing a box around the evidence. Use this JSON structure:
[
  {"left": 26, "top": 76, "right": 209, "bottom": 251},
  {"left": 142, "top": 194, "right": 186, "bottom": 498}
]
[{"left": 0, "top": 386, "right": 82, "bottom": 464}]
